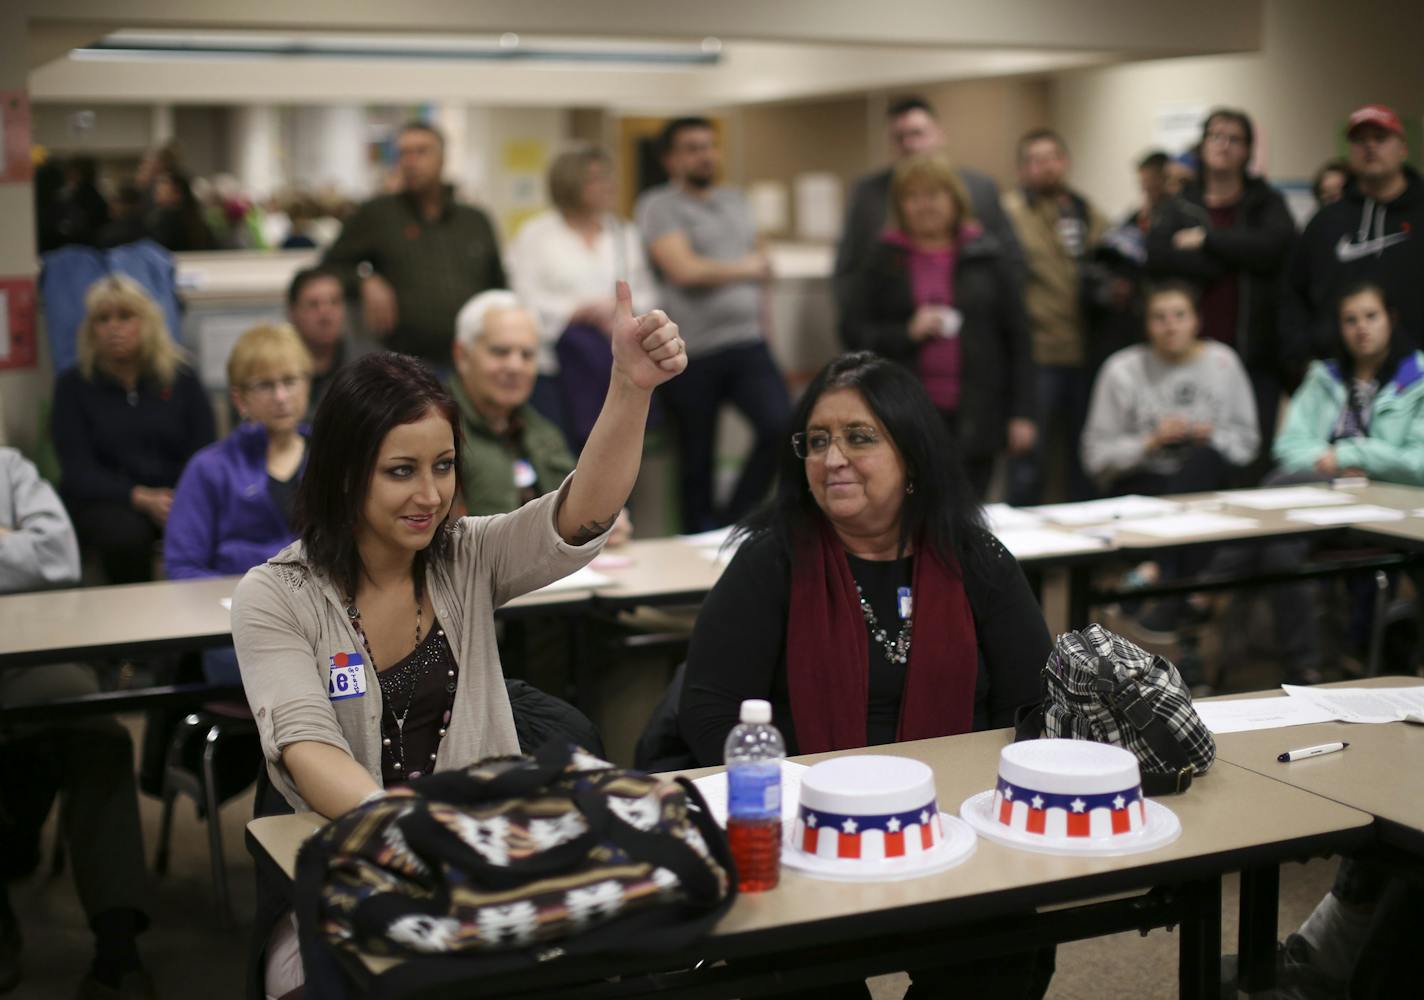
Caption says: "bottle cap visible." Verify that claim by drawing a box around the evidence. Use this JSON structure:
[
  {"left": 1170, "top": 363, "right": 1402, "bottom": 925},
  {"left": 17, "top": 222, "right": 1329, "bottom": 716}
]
[{"left": 739, "top": 699, "right": 772, "bottom": 724}]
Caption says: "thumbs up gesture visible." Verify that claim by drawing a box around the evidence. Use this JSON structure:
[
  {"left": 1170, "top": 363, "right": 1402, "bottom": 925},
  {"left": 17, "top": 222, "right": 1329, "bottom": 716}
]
[{"left": 609, "top": 280, "right": 687, "bottom": 390}]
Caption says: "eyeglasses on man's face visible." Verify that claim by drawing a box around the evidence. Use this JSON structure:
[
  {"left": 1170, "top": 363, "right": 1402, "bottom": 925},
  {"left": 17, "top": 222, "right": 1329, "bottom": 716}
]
[{"left": 792, "top": 427, "right": 883, "bottom": 459}]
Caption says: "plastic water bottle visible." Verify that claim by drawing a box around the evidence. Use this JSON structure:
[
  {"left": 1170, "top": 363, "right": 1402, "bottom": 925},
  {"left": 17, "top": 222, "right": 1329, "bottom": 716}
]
[{"left": 724, "top": 699, "right": 784, "bottom": 892}]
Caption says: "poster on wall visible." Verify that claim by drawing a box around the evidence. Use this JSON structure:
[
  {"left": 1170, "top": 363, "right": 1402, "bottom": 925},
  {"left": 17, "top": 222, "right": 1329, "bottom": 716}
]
[
  {"left": 0, "top": 277, "right": 37, "bottom": 371},
  {"left": 1, "top": 91, "right": 31, "bottom": 183}
]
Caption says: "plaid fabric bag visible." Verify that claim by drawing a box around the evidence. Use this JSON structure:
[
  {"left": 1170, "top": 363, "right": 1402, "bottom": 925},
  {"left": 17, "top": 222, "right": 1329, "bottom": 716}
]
[
  {"left": 292, "top": 742, "right": 734, "bottom": 998},
  {"left": 1036, "top": 624, "right": 1216, "bottom": 795}
]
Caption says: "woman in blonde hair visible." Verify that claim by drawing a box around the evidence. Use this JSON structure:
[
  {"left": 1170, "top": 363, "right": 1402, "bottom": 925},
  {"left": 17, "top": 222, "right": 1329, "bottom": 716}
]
[
  {"left": 165, "top": 322, "right": 311, "bottom": 682},
  {"left": 52, "top": 274, "right": 215, "bottom": 583},
  {"left": 506, "top": 144, "right": 657, "bottom": 448},
  {"left": 844, "top": 152, "right": 1035, "bottom": 498}
]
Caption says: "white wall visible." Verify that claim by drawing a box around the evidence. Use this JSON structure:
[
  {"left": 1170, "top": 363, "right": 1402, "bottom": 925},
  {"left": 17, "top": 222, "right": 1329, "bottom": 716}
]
[
  {"left": 1053, "top": 0, "right": 1424, "bottom": 218},
  {"left": 32, "top": 103, "right": 152, "bottom": 152}
]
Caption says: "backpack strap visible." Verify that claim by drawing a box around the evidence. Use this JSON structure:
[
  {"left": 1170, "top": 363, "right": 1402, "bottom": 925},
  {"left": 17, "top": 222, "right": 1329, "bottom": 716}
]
[{"left": 1091, "top": 655, "right": 1196, "bottom": 795}]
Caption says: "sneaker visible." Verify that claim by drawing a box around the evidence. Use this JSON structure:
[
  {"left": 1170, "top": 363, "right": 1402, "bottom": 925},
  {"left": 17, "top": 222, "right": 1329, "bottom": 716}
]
[{"left": 1220, "top": 934, "right": 1347, "bottom": 1000}]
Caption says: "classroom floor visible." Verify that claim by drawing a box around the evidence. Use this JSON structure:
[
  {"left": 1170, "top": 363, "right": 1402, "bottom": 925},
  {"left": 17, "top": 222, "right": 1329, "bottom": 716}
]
[{"left": 5, "top": 596, "right": 1404, "bottom": 1000}]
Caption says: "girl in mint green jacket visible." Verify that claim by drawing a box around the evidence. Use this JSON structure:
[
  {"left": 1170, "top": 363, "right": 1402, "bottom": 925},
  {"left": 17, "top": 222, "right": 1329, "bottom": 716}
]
[{"left": 1274, "top": 281, "right": 1424, "bottom": 485}]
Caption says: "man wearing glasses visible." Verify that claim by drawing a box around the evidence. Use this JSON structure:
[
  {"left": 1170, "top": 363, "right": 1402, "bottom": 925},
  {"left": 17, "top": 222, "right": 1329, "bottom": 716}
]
[
  {"left": 1147, "top": 108, "right": 1296, "bottom": 451},
  {"left": 1283, "top": 104, "right": 1424, "bottom": 364}
]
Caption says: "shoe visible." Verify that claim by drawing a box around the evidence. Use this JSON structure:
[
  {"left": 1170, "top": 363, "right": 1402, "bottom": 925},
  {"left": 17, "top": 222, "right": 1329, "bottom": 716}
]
[
  {"left": 0, "top": 891, "right": 20, "bottom": 994},
  {"left": 76, "top": 969, "right": 157, "bottom": 1000},
  {"left": 1219, "top": 934, "right": 1347, "bottom": 1000}
]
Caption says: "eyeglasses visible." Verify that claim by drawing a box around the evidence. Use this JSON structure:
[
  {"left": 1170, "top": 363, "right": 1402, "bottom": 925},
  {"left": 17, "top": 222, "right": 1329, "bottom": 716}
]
[
  {"left": 242, "top": 374, "right": 309, "bottom": 398},
  {"left": 1204, "top": 131, "right": 1247, "bottom": 147},
  {"left": 791, "top": 428, "right": 883, "bottom": 459}
]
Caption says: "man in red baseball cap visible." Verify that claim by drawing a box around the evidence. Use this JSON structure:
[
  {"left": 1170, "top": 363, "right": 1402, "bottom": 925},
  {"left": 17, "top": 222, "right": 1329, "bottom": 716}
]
[{"left": 1282, "top": 103, "right": 1422, "bottom": 364}]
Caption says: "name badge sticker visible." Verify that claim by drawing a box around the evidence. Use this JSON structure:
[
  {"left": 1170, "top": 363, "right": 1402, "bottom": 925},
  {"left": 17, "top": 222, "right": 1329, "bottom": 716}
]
[
  {"left": 897, "top": 586, "right": 913, "bottom": 620},
  {"left": 513, "top": 458, "right": 537, "bottom": 489},
  {"left": 328, "top": 651, "right": 368, "bottom": 701}
]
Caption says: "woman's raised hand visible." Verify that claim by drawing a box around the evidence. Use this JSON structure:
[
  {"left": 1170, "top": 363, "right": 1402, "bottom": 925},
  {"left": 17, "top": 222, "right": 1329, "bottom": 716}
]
[{"left": 609, "top": 280, "right": 688, "bottom": 391}]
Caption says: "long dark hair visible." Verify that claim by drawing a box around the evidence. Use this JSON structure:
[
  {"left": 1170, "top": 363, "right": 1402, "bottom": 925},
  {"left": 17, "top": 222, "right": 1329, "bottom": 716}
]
[
  {"left": 736, "top": 351, "right": 985, "bottom": 566},
  {"left": 1332, "top": 280, "right": 1412, "bottom": 383},
  {"left": 295, "top": 352, "right": 462, "bottom": 598}
]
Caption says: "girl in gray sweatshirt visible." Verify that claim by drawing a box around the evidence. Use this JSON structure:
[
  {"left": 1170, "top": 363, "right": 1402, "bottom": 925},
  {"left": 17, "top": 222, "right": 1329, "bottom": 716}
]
[{"left": 1081, "top": 281, "right": 1259, "bottom": 490}]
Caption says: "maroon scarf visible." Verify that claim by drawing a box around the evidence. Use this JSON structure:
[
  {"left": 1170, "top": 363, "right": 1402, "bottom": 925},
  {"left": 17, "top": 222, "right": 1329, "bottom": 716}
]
[{"left": 785, "top": 520, "right": 979, "bottom": 754}]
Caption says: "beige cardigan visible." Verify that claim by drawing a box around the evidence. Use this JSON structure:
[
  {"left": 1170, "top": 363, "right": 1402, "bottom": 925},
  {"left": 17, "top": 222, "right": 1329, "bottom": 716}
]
[{"left": 231, "top": 478, "right": 607, "bottom": 811}]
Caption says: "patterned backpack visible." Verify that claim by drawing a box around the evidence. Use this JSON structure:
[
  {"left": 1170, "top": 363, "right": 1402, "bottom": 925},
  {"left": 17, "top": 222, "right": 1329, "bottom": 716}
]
[
  {"left": 1029, "top": 624, "right": 1216, "bottom": 795},
  {"left": 292, "top": 742, "right": 734, "bottom": 997}
]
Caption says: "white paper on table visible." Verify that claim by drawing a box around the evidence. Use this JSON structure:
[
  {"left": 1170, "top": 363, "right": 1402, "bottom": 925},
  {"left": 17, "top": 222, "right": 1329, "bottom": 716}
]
[
  {"left": 1283, "top": 505, "right": 1407, "bottom": 526},
  {"left": 678, "top": 526, "right": 736, "bottom": 549},
  {"left": 1194, "top": 697, "right": 1338, "bottom": 734},
  {"left": 691, "top": 760, "right": 809, "bottom": 828},
  {"left": 699, "top": 548, "right": 736, "bottom": 566},
  {"left": 220, "top": 597, "right": 232, "bottom": 610},
  {"left": 1283, "top": 684, "right": 1424, "bottom": 724},
  {"left": 982, "top": 503, "right": 1044, "bottom": 532},
  {"left": 1116, "top": 512, "right": 1260, "bottom": 538},
  {"left": 1412, "top": 509, "right": 1424, "bottom": 518},
  {"left": 1219, "top": 487, "right": 1354, "bottom": 510},
  {"left": 1031, "top": 494, "right": 1182, "bottom": 525},
  {"left": 993, "top": 527, "right": 1108, "bottom": 558},
  {"left": 529, "top": 566, "right": 613, "bottom": 594}
]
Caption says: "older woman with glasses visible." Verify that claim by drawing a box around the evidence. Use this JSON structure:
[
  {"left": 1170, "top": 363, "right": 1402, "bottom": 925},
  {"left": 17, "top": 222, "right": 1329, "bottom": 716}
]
[
  {"left": 679, "top": 351, "right": 1046, "bottom": 760},
  {"left": 52, "top": 275, "right": 216, "bottom": 583},
  {"left": 165, "top": 323, "right": 312, "bottom": 581},
  {"left": 677, "top": 351, "right": 1052, "bottom": 999},
  {"left": 164, "top": 323, "right": 313, "bottom": 683}
]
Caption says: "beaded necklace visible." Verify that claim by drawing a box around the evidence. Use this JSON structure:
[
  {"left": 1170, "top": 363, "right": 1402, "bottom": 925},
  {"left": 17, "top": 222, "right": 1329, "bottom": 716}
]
[
  {"left": 346, "top": 592, "right": 457, "bottom": 782},
  {"left": 853, "top": 579, "right": 913, "bottom": 665}
]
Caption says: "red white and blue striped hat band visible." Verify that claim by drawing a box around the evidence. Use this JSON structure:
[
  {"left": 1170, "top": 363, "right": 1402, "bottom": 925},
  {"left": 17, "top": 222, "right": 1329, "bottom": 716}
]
[
  {"left": 992, "top": 776, "right": 1145, "bottom": 838},
  {"left": 795, "top": 799, "right": 941, "bottom": 860}
]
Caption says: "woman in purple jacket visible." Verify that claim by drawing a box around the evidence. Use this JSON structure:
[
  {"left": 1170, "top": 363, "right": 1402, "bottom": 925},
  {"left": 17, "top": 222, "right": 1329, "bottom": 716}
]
[{"left": 165, "top": 323, "right": 311, "bottom": 680}]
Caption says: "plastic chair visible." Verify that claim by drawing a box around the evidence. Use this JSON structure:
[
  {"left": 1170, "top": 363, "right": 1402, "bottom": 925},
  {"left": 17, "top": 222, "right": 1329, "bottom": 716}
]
[{"left": 153, "top": 701, "right": 261, "bottom": 926}]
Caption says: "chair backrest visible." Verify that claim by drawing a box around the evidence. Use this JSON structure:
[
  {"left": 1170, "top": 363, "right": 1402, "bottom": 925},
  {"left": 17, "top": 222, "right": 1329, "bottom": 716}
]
[{"left": 633, "top": 662, "right": 697, "bottom": 773}]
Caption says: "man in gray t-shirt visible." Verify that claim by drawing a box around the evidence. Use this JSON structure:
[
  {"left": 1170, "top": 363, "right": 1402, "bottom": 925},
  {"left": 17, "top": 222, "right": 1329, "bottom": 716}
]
[{"left": 636, "top": 118, "right": 790, "bottom": 531}]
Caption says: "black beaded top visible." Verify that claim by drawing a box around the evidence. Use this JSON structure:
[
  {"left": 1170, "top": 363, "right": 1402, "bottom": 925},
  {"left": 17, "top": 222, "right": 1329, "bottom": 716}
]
[{"left": 375, "top": 617, "right": 459, "bottom": 787}]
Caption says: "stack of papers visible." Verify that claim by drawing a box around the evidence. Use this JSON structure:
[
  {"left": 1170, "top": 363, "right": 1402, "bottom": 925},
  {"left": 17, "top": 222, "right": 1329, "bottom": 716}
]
[
  {"left": 994, "top": 527, "right": 1108, "bottom": 559},
  {"left": 1195, "top": 697, "right": 1337, "bottom": 734},
  {"left": 1198, "top": 685, "right": 1424, "bottom": 733},
  {"left": 1116, "top": 511, "right": 1260, "bottom": 538},
  {"left": 1032, "top": 494, "right": 1182, "bottom": 526},
  {"left": 1284, "top": 505, "right": 1408, "bottom": 526},
  {"left": 982, "top": 503, "right": 1045, "bottom": 533},
  {"left": 531, "top": 566, "right": 613, "bottom": 594},
  {"left": 691, "top": 760, "right": 808, "bottom": 827},
  {"left": 1220, "top": 487, "right": 1353, "bottom": 509},
  {"left": 677, "top": 526, "right": 736, "bottom": 549},
  {"left": 1282, "top": 684, "right": 1424, "bottom": 724}
]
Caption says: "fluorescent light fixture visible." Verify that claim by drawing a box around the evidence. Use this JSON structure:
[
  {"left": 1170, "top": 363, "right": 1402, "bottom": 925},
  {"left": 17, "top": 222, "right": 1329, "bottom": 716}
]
[{"left": 72, "top": 30, "right": 722, "bottom": 65}]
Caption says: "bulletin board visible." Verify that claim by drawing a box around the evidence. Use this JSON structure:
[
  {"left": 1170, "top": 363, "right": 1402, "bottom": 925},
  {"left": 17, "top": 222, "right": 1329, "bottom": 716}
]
[{"left": 0, "top": 276, "right": 37, "bottom": 371}]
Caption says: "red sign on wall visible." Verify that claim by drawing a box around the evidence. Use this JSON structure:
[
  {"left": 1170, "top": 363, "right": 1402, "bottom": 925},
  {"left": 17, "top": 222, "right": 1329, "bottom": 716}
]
[
  {"left": 0, "top": 91, "right": 30, "bottom": 184},
  {"left": 0, "top": 277, "right": 37, "bottom": 371}
]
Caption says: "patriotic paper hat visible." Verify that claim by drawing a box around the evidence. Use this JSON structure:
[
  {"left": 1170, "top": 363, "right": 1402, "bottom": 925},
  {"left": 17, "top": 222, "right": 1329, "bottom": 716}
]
[
  {"left": 784, "top": 755, "right": 977, "bottom": 881},
  {"left": 960, "top": 739, "right": 1181, "bottom": 857},
  {"left": 793, "top": 756, "right": 941, "bottom": 861}
]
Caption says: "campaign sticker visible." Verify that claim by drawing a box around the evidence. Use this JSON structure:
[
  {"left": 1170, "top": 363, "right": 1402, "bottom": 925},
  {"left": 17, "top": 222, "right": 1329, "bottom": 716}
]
[{"left": 329, "top": 651, "right": 368, "bottom": 701}]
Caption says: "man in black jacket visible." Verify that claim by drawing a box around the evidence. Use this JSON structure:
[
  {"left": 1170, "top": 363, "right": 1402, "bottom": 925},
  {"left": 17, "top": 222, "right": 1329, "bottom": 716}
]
[
  {"left": 833, "top": 96, "right": 1023, "bottom": 346},
  {"left": 1146, "top": 108, "right": 1296, "bottom": 453},
  {"left": 1282, "top": 104, "right": 1424, "bottom": 366}
]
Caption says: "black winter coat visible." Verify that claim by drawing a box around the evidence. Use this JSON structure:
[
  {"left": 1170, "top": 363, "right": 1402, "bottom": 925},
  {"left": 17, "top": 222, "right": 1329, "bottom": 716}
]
[
  {"left": 1146, "top": 176, "right": 1297, "bottom": 373},
  {"left": 843, "top": 233, "right": 1035, "bottom": 459}
]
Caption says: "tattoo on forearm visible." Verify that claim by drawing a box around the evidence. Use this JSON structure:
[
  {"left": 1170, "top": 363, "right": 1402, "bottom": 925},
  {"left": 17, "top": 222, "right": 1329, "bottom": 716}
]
[{"left": 570, "top": 512, "right": 618, "bottom": 545}]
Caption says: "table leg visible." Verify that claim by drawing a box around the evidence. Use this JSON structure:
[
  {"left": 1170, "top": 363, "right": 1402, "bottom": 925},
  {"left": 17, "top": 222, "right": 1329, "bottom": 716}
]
[
  {"left": 1237, "top": 865, "right": 1280, "bottom": 992},
  {"left": 1178, "top": 877, "right": 1223, "bottom": 1000},
  {"left": 1040, "top": 566, "right": 1077, "bottom": 635}
]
